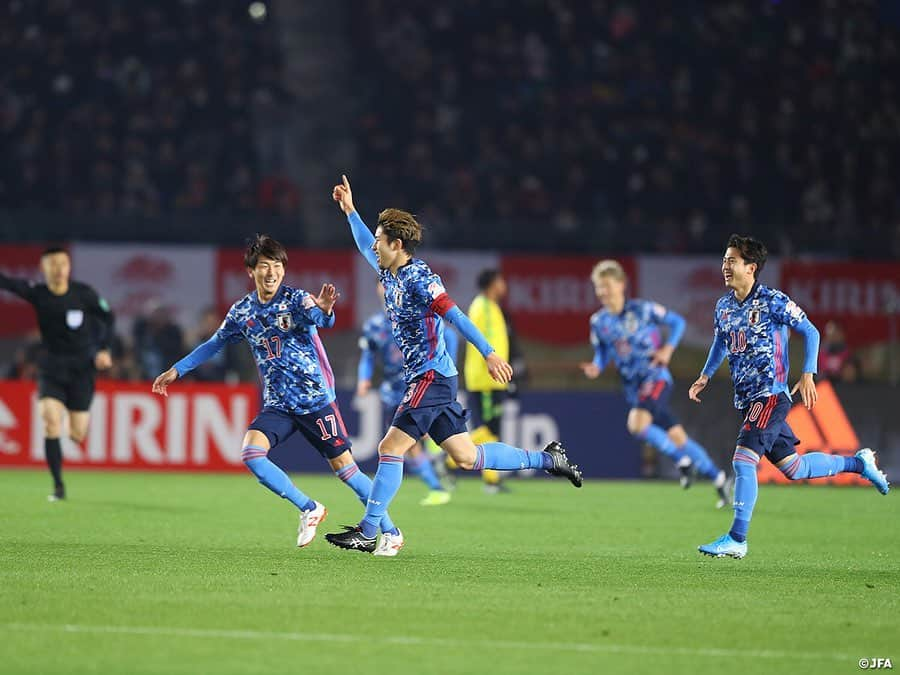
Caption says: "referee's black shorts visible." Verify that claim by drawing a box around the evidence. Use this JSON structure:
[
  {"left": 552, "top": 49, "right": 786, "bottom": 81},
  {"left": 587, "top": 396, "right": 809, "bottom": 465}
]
[{"left": 38, "top": 361, "right": 96, "bottom": 412}]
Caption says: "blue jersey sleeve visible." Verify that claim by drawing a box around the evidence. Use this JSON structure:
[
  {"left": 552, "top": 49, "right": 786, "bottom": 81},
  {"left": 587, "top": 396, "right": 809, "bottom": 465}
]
[
  {"left": 357, "top": 335, "right": 376, "bottom": 382},
  {"left": 793, "top": 317, "right": 820, "bottom": 374},
  {"left": 769, "top": 291, "right": 807, "bottom": 329},
  {"left": 348, "top": 211, "right": 378, "bottom": 270},
  {"left": 296, "top": 291, "right": 335, "bottom": 328},
  {"left": 174, "top": 309, "right": 243, "bottom": 376},
  {"left": 660, "top": 309, "right": 685, "bottom": 348},
  {"left": 589, "top": 322, "right": 610, "bottom": 370},
  {"left": 444, "top": 305, "right": 494, "bottom": 358},
  {"left": 701, "top": 309, "right": 728, "bottom": 377},
  {"left": 443, "top": 326, "right": 459, "bottom": 364}
]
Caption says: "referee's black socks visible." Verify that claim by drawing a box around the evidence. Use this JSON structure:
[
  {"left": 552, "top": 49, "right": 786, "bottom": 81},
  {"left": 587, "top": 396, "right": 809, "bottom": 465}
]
[{"left": 45, "top": 438, "right": 64, "bottom": 489}]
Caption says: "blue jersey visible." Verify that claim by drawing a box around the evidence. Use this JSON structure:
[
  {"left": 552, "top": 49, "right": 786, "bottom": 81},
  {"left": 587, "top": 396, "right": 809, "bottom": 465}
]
[
  {"left": 704, "top": 283, "right": 812, "bottom": 409},
  {"left": 213, "top": 284, "right": 336, "bottom": 414},
  {"left": 359, "top": 311, "right": 406, "bottom": 407},
  {"left": 589, "top": 299, "right": 679, "bottom": 405},
  {"left": 379, "top": 259, "right": 456, "bottom": 383}
]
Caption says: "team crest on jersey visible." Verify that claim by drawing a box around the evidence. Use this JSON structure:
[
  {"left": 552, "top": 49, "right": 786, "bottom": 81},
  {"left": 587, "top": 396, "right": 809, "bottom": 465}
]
[
  {"left": 276, "top": 312, "right": 293, "bottom": 331},
  {"left": 748, "top": 309, "right": 761, "bottom": 325},
  {"left": 720, "top": 309, "right": 731, "bottom": 322},
  {"left": 66, "top": 309, "right": 84, "bottom": 329}
]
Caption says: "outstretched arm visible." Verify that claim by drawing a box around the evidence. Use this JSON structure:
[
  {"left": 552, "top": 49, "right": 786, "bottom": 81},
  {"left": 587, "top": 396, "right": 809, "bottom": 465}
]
[
  {"left": 0, "top": 272, "right": 36, "bottom": 303},
  {"left": 442, "top": 304, "right": 512, "bottom": 384},
  {"left": 333, "top": 174, "right": 378, "bottom": 270},
  {"left": 790, "top": 318, "right": 820, "bottom": 409},
  {"left": 152, "top": 334, "right": 228, "bottom": 396},
  {"left": 689, "top": 329, "right": 727, "bottom": 403}
]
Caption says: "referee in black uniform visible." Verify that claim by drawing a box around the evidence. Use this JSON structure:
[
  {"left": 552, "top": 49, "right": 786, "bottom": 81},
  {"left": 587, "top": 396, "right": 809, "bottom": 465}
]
[{"left": 0, "top": 247, "right": 114, "bottom": 500}]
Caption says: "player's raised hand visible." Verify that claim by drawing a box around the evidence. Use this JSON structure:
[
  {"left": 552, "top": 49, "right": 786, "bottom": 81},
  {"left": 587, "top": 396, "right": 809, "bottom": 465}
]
[
  {"left": 314, "top": 283, "right": 340, "bottom": 314},
  {"left": 94, "top": 349, "right": 113, "bottom": 371},
  {"left": 486, "top": 352, "right": 513, "bottom": 384},
  {"left": 580, "top": 362, "right": 601, "bottom": 379},
  {"left": 688, "top": 374, "right": 709, "bottom": 403},
  {"left": 791, "top": 372, "right": 818, "bottom": 409},
  {"left": 650, "top": 344, "right": 674, "bottom": 368},
  {"left": 332, "top": 174, "right": 355, "bottom": 215},
  {"left": 152, "top": 367, "right": 179, "bottom": 397}
]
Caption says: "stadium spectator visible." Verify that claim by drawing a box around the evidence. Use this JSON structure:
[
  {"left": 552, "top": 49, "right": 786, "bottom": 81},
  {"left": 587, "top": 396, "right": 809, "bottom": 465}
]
[
  {"left": 348, "top": 0, "right": 900, "bottom": 255},
  {"left": 133, "top": 301, "right": 185, "bottom": 380}
]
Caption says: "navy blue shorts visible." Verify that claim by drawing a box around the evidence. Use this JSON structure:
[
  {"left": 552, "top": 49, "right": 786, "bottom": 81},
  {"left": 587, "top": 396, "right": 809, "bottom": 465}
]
[
  {"left": 632, "top": 379, "right": 679, "bottom": 431},
  {"left": 736, "top": 392, "right": 799, "bottom": 463},
  {"left": 248, "top": 401, "right": 351, "bottom": 460},
  {"left": 392, "top": 371, "right": 469, "bottom": 445},
  {"left": 381, "top": 400, "right": 400, "bottom": 432}
]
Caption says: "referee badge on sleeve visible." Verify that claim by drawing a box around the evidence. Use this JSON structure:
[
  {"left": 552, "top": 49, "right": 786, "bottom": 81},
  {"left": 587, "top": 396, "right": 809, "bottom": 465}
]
[{"left": 66, "top": 309, "right": 84, "bottom": 329}]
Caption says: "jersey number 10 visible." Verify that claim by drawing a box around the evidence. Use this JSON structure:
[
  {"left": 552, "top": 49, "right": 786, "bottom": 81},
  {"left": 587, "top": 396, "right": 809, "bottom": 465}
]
[{"left": 729, "top": 329, "right": 748, "bottom": 353}]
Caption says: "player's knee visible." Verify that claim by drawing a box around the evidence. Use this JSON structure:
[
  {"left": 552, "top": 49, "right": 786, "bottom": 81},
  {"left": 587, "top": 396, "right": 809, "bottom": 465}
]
[
  {"left": 454, "top": 456, "right": 476, "bottom": 471},
  {"left": 241, "top": 446, "right": 268, "bottom": 466},
  {"left": 627, "top": 420, "right": 647, "bottom": 437},
  {"left": 41, "top": 413, "right": 62, "bottom": 438},
  {"left": 69, "top": 428, "right": 87, "bottom": 444}
]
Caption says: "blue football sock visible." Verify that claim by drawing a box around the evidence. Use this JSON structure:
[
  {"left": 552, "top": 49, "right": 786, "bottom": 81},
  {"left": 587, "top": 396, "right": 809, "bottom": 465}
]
[
  {"left": 637, "top": 424, "right": 683, "bottom": 461},
  {"left": 844, "top": 456, "right": 864, "bottom": 473},
  {"left": 473, "top": 442, "right": 548, "bottom": 471},
  {"left": 678, "top": 438, "right": 720, "bottom": 480},
  {"left": 779, "top": 452, "right": 856, "bottom": 480},
  {"left": 406, "top": 453, "right": 444, "bottom": 491},
  {"left": 360, "top": 454, "right": 404, "bottom": 538},
  {"left": 729, "top": 448, "right": 759, "bottom": 543},
  {"left": 242, "top": 448, "right": 315, "bottom": 512},
  {"left": 335, "top": 462, "right": 398, "bottom": 534}
]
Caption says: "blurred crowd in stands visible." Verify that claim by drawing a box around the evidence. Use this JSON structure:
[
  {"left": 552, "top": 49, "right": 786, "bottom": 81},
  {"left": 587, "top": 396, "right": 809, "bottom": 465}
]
[
  {"left": 2, "top": 0, "right": 899, "bottom": 256},
  {"left": 0, "top": 0, "right": 296, "bottom": 219},
  {"left": 349, "top": 0, "right": 900, "bottom": 255}
]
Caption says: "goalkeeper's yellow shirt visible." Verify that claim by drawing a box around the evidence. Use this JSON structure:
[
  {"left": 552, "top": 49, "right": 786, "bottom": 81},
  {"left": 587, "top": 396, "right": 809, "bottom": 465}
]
[{"left": 464, "top": 294, "right": 509, "bottom": 392}]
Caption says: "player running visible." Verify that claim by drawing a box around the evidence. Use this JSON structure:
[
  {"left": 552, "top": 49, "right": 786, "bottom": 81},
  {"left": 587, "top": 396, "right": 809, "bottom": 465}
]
[
  {"left": 326, "top": 175, "right": 582, "bottom": 556},
  {"left": 0, "top": 247, "right": 114, "bottom": 501},
  {"left": 691, "top": 234, "right": 889, "bottom": 559},
  {"left": 357, "top": 282, "right": 451, "bottom": 506},
  {"left": 152, "top": 234, "right": 400, "bottom": 550},
  {"left": 581, "top": 260, "right": 730, "bottom": 507}
]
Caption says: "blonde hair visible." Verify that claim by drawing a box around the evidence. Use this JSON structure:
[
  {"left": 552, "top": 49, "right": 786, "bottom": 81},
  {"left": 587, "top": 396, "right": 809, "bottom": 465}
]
[{"left": 591, "top": 259, "right": 626, "bottom": 283}]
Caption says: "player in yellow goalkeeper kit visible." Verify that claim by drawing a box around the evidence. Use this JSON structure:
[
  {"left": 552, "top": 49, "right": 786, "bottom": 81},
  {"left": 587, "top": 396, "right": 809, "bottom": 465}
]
[{"left": 464, "top": 269, "right": 511, "bottom": 493}]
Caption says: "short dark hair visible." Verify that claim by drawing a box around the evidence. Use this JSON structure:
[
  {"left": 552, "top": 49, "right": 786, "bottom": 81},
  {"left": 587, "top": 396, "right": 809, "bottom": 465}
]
[
  {"left": 41, "top": 246, "right": 68, "bottom": 257},
  {"left": 477, "top": 268, "right": 502, "bottom": 291},
  {"left": 377, "top": 208, "right": 423, "bottom": 254},
  {"left": 244, "top": 233, "right": 287, "bottom": 268},
  {"left": 726, "top": 234, "right": 767, "bottom": 278}
]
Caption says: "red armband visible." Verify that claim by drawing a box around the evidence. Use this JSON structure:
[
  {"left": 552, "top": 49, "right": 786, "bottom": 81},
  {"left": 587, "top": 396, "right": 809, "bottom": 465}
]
[{"left": 429, "top": 293, "right": 457, "bottom": 317}]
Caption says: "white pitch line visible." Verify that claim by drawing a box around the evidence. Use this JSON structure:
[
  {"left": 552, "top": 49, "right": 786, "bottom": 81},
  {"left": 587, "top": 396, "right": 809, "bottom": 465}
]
[{"left": 3, "top": 622, "right": 853, "bottom": 662}]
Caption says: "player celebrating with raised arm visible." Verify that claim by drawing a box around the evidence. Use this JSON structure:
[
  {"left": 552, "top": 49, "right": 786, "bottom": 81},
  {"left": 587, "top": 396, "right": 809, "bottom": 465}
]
[
  {"left": 691, "top": 235, "right": 889, "bottom": 559},
  {"left": 357, "top": 282, "right": 451, "bottom": 506},
  {"left": 152, "top": 234, "right": 401, "bottom": 550},
  {"left": 327, "top": 175, "right": 582, "bottom": 555},
  {"left": 0, "top": 247, "right": 114, "bottom": 501},
  {"left": 582, "top": 260, "right": 730, "bottom": 507}
]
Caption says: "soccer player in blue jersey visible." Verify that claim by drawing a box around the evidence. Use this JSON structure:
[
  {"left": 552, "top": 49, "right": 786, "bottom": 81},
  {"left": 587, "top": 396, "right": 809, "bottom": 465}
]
[
  {"left": 152, "top": 234, "right": 400, "bottom": 551},
  {"left": 357, "top": 282, "right": 451, "bottom": 506},
  {"left": 326, "top": 175, "right": 582, "bottom": 555},
  {"left": 581, "top": 260, "right": 731, "bottom": 507},
  {"left": 691, "top": 235, "right": 890, "bottom": 559}
]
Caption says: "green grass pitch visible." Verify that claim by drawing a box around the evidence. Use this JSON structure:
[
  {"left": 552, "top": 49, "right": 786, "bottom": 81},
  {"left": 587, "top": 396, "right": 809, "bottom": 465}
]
[{"left": 0, "top": 470, "right": 897, "bottom": 675}]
